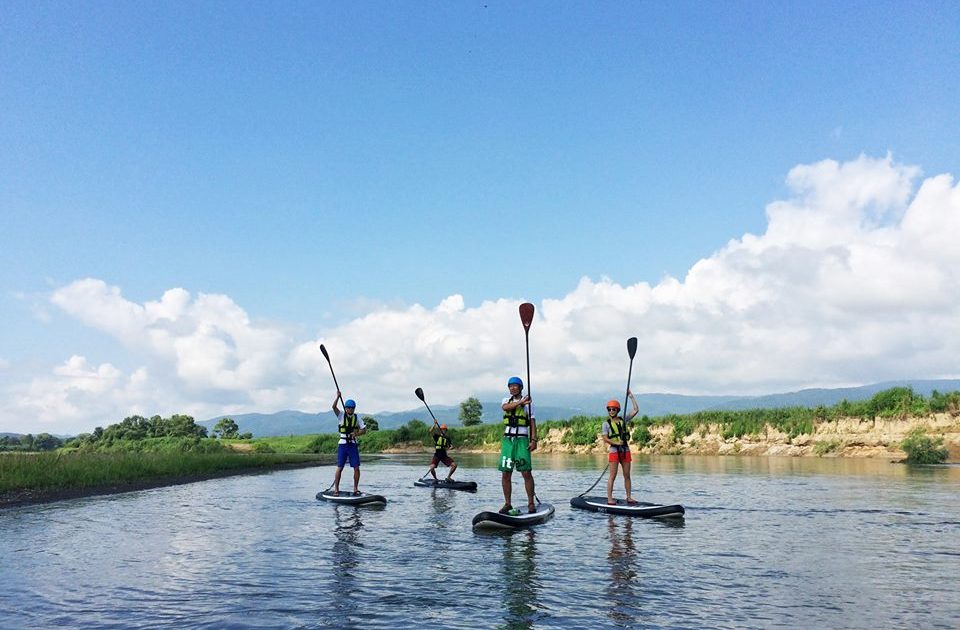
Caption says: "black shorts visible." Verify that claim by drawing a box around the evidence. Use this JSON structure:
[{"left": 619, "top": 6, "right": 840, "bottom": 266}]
[{"left": 431, "top": 451, "right": 454, "bottom": 466}]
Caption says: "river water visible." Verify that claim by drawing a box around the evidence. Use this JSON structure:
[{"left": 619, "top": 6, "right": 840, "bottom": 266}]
[{"left": 2, "top": 454, "right": 958, "bottom": 629}]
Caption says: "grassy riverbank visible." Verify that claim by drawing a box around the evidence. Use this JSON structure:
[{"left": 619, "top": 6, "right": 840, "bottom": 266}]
[
  {"left": 0, "top": 448, "right": 333, "bottom": 508},
  {"left": 237, "top": 387, "right": 959, "bottom": 462}
]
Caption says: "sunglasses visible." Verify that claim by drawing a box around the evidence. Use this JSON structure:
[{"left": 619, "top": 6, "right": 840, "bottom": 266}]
[{"left": 607, "top": 407, "right": 619, "bottom": 411}]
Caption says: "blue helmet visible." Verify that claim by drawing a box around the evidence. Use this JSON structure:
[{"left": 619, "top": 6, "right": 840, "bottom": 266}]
[
  {"left": 344, "top": 399, "right": 356, "bottom": 408},
  {"left": 507, "top": 376, "right": 523, "bottom": 388}
]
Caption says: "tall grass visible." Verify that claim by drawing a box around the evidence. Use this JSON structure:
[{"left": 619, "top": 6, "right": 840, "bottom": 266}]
[{"left": 1, "top": 450, "right": 328, "bottom": 493}]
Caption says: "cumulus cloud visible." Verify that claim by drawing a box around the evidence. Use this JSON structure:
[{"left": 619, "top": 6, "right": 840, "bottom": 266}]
[{"left": 3, "top": 154, "right": 959, "bottom": 433}]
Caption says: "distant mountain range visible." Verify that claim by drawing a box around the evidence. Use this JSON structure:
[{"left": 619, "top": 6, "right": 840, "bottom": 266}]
[{"left": 200, "top": 379, "right": 960, "bottom": 438}]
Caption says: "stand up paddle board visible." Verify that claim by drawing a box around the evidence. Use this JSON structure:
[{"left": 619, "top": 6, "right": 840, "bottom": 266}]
[
  {"left": 413, "top": 478, "right": 478, "bottom": 492},
  {"left": 472, "top": 503, "right": 555, "bottom": 530},
  {"left": 316, "top": 490, "right": 387, "bottom": 506},
  {"left": 570, "top": 496, "right": 684, "bottom": 518}
]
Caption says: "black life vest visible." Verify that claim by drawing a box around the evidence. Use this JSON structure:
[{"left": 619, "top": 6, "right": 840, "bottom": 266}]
[
  {"left": 502, "top": 399, "right": 529, "bottom": 427},
  {"left": 434, "top": 433, "right": 451, "bottom": 451},
  {"left": 339, "top": 413, "right": 359, "bottom": 442},
  {"left": 607, "top": 417, "right": 628, "bottom": 445}
]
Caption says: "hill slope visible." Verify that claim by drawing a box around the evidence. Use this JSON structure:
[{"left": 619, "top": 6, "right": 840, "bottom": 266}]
[{"left": 201, "top": 379, "right": 960, "bottom": 437}]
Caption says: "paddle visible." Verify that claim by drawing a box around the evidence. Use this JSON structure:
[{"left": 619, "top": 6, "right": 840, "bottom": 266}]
[
  {"left": 621, "top": 336, "right": 638, "bottom": 444},
  {"left": 319, "top": 344, "right": 347, "bottom": 410},
  {"left": 518, "top": 302, "right": 543, "bottom": 507},
  {"left": 519, "top": 303, "right": 535, "bottom": 422},
  {"left": 414, "top": 387, "right": 441, "bottom": 427},
  {"left": 415, "top": 387, "right": 442, "bottom": 481}
]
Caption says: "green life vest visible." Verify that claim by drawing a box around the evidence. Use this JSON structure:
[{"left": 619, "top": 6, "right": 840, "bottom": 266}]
[
  {"left": 607, "top": 417, "right": 628, "bottom": 445},
  {"left": 502, "top": 400, "right": 529, "bottom": 427},
  {"left": 339, "top": 413, "right": 359, "bottom": 441},
  {"left": 434, "top": 433, "right": 451, "bottom": 451}
]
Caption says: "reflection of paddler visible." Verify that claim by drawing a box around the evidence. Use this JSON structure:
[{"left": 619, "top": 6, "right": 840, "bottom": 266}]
[
  {"left": 500, "top": 529, "right": 540, "bottom": 628},
  {"left": 499, "top": 376, "right": 538, "bottom": 515},
  {"left": 601, "top": 390, "right": 639, "bottom": 505},
  {"left": 330, "top": 505, "right": 363, "bottom": 626},
  {"left": 606, "top": 517, "right": 639, "bottom": 625}
]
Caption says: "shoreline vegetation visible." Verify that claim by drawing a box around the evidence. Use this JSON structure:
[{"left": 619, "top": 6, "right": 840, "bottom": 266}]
[
  {"left": 3, "top": 387, "right": 956, "bottom": 509},
  {"left": 291, "top": 386, "right": 959, "bottom": 463}
]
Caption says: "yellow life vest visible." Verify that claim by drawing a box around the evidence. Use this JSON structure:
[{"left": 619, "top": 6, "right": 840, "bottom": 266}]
[
  {"left": 607, "top": 417, "right": 628, "bottom": 445},
  {"left": 503, "top": 402, "right": 529, "bottom": 427},
  {"left": 339, "top": 413, "right": 359, "bottom": 441}
]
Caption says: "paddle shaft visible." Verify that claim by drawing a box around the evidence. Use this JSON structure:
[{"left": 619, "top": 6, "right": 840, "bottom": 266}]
[
  {"left": 524, "top": 328, "right": 532, "bottom": 419},
  {"left": 618, "top": 338, "right": 638, "bottom": 463},
  {"left": 320, "top": 345, "right": 347, "bottom": 409}
]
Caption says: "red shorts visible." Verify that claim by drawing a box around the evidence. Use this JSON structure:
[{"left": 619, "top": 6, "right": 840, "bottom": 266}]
[
  {"left": 431, "top": 452, "right": 454, "bottom": 466},
  {"left": 608, "top": 450, "right": 632, "bottom": 463}
]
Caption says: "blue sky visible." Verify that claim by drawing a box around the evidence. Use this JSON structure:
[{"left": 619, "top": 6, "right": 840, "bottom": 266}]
[{"left": 2, "top": 2, "right": 960, "bottom": 433}]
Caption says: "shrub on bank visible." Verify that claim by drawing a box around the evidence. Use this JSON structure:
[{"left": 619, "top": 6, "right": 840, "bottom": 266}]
[{"left": 900, "top": 428, "right": 948, "bottom": 464}]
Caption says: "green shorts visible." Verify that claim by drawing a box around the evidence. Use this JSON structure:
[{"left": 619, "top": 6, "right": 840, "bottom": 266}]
[{"left": 498, "top": 436, "right": 532, "bottom": 473}]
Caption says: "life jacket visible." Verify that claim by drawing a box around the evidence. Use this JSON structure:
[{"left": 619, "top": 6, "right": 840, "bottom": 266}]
[
  {"left": 434, "top": 433, "right": 451, "bottom": 451},
  {"left": 503, "top": 398, "right": 529, "bottom": 436},
  {"left": 607, "top": 417, "right": 628, "bottom": 446},
  {"left": 339, "top": 413, "right": 359, "bottom": 442}
]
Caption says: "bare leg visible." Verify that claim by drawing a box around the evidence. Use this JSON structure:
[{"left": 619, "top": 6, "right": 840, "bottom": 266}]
[
  {"left": 501, "top": 471, "right": 513, "bottom": 509},
  {"left": 623, "top": 460, "right": 634, "bottom": 501},
  {"left": 429, "top": 464, "right": 438, "bottom": 480},
  {"left": 607, "top": 460, "right": 619, "bottom": 502},
  {"left": 352, "top": 467, "right": 360, "bottom": 493},
  {"left": 446, "top": 462, "right": 457, "bottom": 480},
  {"left": 333, "top": 466, "right": 344, "bottom": 494},
  {"left": 521, "top": 470, "right": 536, "bottom": 510}
]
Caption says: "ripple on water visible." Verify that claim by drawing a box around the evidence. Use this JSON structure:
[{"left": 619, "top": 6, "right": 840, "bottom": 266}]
[{"left": 1, "top": 456, "right": 959, "bottom": 628}]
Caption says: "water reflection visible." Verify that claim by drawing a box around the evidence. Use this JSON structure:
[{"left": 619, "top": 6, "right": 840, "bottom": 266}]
[
  {"left": 497, "top": 530, "right": 541, "bottom": 630},
  {"left": 606, "top": 517, "right": 639, "bottom": 626},
  {"left": 329, "top": 505, "right": 365, "bottom": 629}
]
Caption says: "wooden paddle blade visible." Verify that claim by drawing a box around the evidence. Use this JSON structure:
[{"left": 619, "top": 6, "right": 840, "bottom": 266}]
[
  {"left": 415, "top": 387, "right": 425, "bottom": 402},
  {"left": 627, "top": 337, "right": 638, "bottom": 359},
  {"left": 519, "top": 302, "right": 535, "bottom": 329},
  {"left": 319, "top": 344, "right": 330, "bottom": 361}
]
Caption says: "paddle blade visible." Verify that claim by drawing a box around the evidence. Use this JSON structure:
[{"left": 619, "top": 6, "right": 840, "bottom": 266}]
[
  {"left": 319, "top": 344, "right": 330, "bottom": 361},
  {"left": 415, "top": 387, "right": 425, "bottom": 402},
  {"left": 519, "top": 302, "right": 535, "bottom": 330},
  {"left": 627, "top": 337, "right": 638, "bottom": 359}
]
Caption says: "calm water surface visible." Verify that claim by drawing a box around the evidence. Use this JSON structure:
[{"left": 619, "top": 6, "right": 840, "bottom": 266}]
[{"left": 2, "top": 455, "right": 958, "bottom": 629}]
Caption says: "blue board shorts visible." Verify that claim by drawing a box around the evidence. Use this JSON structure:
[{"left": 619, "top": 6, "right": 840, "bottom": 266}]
[{"left": 337, "top": 443, "right": 360, "bottom": 468}]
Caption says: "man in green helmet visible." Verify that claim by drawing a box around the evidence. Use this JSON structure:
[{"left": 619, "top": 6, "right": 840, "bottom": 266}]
[{"left": 499, "top": 376, "right": 538, "bottom": 514}]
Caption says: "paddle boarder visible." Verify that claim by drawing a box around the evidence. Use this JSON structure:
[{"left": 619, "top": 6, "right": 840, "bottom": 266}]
[
  {"left": 602, "top": 390, "right": 639, "bottom": 505},
  {"left": 499, "top": 376, "right": 538, "bottom": 514},
  {"left": 332, "top": 392, "right": 366, "bottom": 496},
  {"left": 428, "top": 423, "right": 458, "bottom": 482}
]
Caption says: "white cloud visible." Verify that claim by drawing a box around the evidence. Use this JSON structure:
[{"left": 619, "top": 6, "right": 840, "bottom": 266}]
[{"left": 3, "top": 154, "right": 959, "bottom": 434}]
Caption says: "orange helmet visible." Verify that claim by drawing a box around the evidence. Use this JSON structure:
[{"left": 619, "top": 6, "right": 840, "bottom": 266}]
[
  {"left": 439, "top": 424, "right": 448, "bottom": 430},
  {"left": 606, "top": 399, "right": 621, "bottom": 410}
]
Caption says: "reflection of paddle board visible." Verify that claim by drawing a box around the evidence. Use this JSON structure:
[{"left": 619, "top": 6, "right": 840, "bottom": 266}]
[
  {"left": 413, "top": 478, "right": 478, "bottom": 492},
  {"left": 570, "top": 496, "right": 684, "bottom": 518},
  {"left": 472, "top": 503, "right": 555, "bottom": 530},
  {"left": 316, "top": 490, "right": 387, "bottom": 506}
]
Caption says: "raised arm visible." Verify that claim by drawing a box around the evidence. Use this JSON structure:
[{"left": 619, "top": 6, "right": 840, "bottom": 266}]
[
  {"left": 332, "top": 391, "right": 341, "bottom": 416},
  {"left": 502, "top": 395, "right": 531, "bottom": 411},
  {"left": 625, "top": 389, "right": 639, "bottom": 422}
]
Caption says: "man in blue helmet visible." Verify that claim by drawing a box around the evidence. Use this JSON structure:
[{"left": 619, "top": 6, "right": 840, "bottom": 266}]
[
  {"left": 332, "top": 391, "right": 366, "bottom": 495},
  {"left": 499, "top": 376, "right": 538, "bottom": 514}
]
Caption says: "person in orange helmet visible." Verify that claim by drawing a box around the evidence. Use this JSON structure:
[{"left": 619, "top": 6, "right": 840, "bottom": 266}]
[
  {"left": 601, "top": 389, "right": 639, "bottom": 505},
  {"left": 428, "top": 422, "right": 458, "bottom": 482}
]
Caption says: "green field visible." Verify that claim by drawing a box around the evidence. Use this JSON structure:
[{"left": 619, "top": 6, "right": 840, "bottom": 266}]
[{"left": 1, "top": 448, "right": 330, "bottom": 495}]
